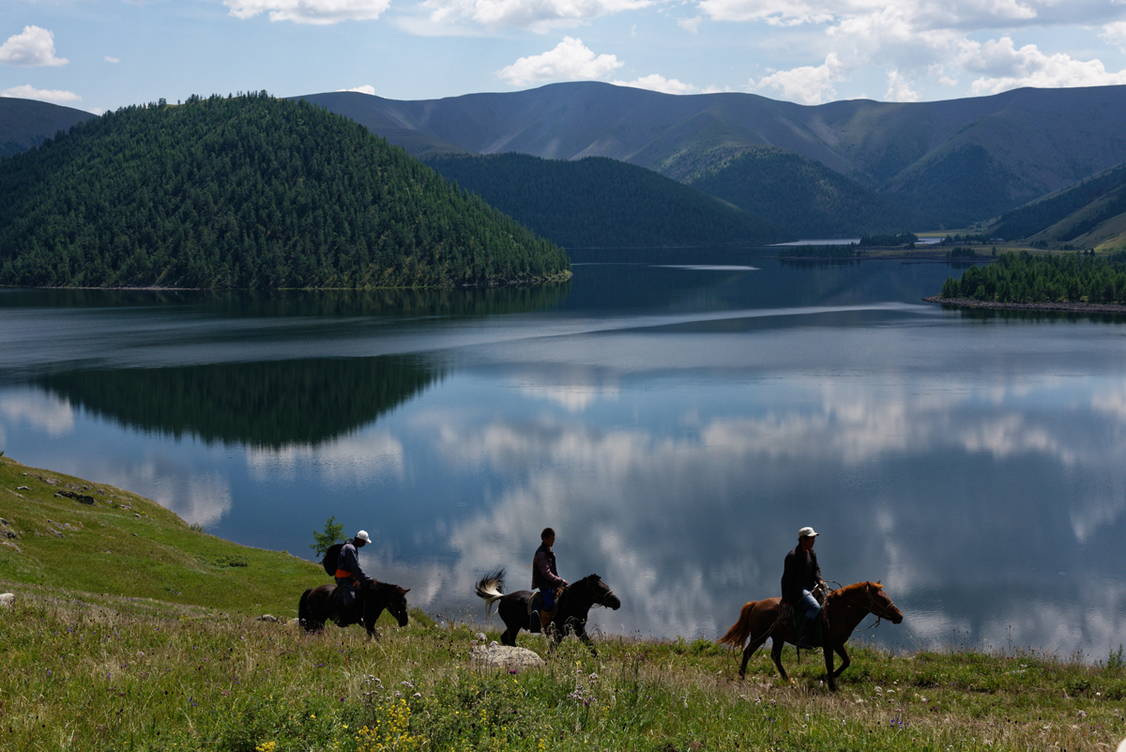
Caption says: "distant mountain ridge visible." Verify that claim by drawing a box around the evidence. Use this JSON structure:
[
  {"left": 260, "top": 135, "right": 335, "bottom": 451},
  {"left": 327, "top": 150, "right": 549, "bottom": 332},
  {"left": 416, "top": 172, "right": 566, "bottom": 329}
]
[
  {"left": 424, "top": 153, "right": 778, "bottom": 247},
  {"left": 0, "top": 97, "right": 94, "bottom": 157},
  {"left": 299, "top": 83, "right": 1126, "bottom": 228}
]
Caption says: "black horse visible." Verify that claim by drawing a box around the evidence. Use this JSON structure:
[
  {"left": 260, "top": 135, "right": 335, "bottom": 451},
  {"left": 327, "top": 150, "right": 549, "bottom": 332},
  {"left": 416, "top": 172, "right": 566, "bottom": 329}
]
[
  {"left": 475, "top": 569, "right": 621, "bottom": 653},
  {"left": 298, "top": 580, "right": 410, "bottom": 640}
]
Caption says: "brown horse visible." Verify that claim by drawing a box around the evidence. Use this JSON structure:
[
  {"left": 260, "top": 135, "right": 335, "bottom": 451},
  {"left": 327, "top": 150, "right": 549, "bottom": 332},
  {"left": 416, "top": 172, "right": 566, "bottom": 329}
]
[
  {"left": 298, "top": 580, "right": 410, "bottom": 640},
  {"left": 718, "top": 581, "right": 903, "bottom": 690}
]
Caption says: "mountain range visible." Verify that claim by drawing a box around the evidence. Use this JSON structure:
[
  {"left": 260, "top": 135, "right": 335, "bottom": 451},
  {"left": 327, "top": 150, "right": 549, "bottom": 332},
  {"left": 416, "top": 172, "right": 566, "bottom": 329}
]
[
  {"left": 299, "top": 83, "right": 1126, "bottom": 230},
  {"left": 4, "top": 83, "right": 1126, "bottom": 243}
]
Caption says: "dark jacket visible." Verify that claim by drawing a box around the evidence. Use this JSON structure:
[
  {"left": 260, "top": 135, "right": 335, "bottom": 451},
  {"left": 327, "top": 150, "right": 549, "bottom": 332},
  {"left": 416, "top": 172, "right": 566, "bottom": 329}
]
[
  {"left": 532, "top": 543, "right": 564, "bottom": 590},
  {"left": 781, "top": 544, "right": 821, "bottom": 604},
  {"left": 335, "top": 541, "right": 370, "bottom": 583}
]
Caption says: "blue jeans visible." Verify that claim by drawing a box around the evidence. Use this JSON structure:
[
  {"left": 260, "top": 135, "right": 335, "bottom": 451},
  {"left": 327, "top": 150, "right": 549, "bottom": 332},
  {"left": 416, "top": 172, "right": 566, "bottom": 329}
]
[
  {"left": 539, "top": 586, "right": 557, "bottom": 611},
  {"left": 799, "top": 589, "right": 821, "bottom": 620}
]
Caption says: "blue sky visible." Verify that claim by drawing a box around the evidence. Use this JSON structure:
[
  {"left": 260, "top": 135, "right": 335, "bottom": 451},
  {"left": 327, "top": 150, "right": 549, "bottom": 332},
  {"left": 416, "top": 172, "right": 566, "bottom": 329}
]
[{"left": 2, "top": 0, "right": 1125, "bottom": 113}]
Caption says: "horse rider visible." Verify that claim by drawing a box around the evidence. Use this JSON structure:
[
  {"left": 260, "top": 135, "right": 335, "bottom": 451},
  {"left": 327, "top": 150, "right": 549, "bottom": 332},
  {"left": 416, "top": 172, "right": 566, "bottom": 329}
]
[
  {"left": 781, "top": 526, "right": 825, "bottom": 648},
  {"left": 334, "top": 529, "right": 374, "bottom": 618},
  {"left": 532, "top": 527, "right": 568, "bottom": 634}
]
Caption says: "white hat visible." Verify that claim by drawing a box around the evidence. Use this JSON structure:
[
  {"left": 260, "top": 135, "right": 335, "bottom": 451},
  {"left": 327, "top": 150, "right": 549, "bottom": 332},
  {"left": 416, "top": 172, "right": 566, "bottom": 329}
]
[
  {"left": 355, "top": 530, "right": 372, "bottom": 544},
  {"left": 797, "top": 526, "right": 819, "bottom": 539}
]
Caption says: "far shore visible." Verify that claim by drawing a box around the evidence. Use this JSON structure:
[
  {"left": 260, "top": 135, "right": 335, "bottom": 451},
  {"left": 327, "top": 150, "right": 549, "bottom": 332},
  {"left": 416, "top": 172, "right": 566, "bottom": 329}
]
[{"left": 924, "top": 295, "right": 1126, "bottom": 315}]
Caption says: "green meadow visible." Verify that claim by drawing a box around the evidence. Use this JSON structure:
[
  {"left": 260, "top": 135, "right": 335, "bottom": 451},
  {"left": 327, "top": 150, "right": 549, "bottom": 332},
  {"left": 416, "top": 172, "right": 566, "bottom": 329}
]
[{"left": 1, "top": 456, "right": 1123, "bottom": 751}]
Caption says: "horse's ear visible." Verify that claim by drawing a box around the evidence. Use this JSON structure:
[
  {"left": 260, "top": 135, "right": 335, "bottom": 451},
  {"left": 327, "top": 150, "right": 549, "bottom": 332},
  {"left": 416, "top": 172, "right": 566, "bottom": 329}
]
[{"left": 401, "top": 587, "right": 411, "bottom": 594}]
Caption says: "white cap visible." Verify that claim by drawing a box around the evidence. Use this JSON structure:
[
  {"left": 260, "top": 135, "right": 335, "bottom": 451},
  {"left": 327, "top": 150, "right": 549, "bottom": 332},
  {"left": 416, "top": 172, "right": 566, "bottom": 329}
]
[
  {"left": 355, "top": 530, "right": 372, "bottom": 544},
  {"left": 797, "top": 526, "right": 819, "bottom": 539}
]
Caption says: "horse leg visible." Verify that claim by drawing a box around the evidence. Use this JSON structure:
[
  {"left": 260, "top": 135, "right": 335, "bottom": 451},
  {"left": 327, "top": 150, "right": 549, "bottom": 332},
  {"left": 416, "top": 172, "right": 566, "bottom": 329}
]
[
  {"left": 823, "top": 644, "right": 837, "bottom": 691},
  {"left": 738, "top": 632, "right": 769, "bottom": 679},
  {"left": 500, "top": 614, "right": 520, "bottom": 647},
  {"left": 770, "top": 637, "right": 789, "bottom": 682},
  {"left": 574, "top": 622, "right": 597, "bottom": 656},
  {"left": 831, "top": 644, "right": 850, "bottom": 679}
]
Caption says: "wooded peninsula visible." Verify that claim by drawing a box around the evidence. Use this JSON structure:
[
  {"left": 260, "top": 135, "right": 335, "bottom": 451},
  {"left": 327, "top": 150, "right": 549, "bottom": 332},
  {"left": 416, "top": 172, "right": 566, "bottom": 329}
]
[{"left": 930, "top": 252, "right": 1126, "bottom": 312}]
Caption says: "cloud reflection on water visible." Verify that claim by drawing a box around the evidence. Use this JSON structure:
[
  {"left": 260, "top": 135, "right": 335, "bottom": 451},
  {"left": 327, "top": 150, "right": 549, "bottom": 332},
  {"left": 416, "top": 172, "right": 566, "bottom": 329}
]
[{"left": 418, "top": 372, "right": 1126, "bottom": 657}]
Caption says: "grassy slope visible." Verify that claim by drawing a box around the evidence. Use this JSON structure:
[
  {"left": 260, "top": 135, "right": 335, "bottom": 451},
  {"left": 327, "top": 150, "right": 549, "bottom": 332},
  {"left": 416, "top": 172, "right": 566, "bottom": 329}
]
[{"left": 1, "top": 456, "right": 1124, "bottom": 752}]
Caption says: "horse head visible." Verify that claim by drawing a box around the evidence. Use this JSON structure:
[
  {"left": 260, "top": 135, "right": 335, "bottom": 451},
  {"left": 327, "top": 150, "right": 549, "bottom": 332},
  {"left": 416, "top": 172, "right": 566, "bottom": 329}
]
[
  {"left": 365, "top": 581, "right": 411, "bottom": 627},
  {"left": 864, "top": 581, "right": 903, "bottom": 624},
  {"left": 577, "top": 573, "right": 621, "bottom": 610}
]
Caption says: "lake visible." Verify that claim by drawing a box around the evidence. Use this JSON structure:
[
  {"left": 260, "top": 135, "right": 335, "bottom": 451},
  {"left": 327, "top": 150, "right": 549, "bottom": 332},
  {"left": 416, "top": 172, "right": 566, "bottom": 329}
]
[{"left": 1, "top": 249, "right": 1123, "bottom": 660}]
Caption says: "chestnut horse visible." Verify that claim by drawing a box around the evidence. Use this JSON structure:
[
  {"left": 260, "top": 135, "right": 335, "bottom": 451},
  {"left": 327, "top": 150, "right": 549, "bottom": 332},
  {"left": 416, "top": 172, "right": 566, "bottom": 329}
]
[{"left": 718, "top": 581, "right": 903, "bottom": 690}]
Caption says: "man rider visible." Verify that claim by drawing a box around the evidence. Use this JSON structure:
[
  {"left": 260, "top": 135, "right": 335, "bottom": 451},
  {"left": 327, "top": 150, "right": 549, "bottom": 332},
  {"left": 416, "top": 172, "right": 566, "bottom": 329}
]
[
  {"left": 334, "top": 529, "right": 373, "bottom": 621},
  {"left": 781, "top": 526, "right": 825, "bottom": 648},
  {"left": 532, "top": 527, "right": 567, "bottom": 634}
]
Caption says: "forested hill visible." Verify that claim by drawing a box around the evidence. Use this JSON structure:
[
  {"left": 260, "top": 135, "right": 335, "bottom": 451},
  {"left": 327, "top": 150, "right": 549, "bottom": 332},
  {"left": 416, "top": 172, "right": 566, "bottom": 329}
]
[
  {"left": 425, "top": 153, "right": 778, "bottom": 247},
  {"left": 682, "top": 147, "right": 918, "bottom": 237},
  {"left": 0, "top": 93, "right": 569, "bottom": 289},
  {"left": 0, "top": 97, "right": 93, "bottom": 157},
  {"left": 986, "top": 163, "right": 1126, "bottom": 251}
]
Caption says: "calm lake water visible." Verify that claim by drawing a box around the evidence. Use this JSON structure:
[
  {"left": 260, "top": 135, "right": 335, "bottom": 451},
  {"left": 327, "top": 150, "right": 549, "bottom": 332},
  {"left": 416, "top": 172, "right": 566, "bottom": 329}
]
[{"left": 2, "top": 250, "right": 1124, "bottom": 660}]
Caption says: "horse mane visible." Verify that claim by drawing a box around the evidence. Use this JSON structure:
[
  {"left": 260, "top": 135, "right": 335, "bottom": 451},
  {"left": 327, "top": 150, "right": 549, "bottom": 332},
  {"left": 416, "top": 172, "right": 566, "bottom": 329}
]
[{"left": 827, "top": 581, "right": 880, "bottom": 602}]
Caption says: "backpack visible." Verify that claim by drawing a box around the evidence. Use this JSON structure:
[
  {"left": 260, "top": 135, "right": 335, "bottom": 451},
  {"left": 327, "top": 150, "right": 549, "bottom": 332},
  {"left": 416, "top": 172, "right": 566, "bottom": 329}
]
[{"left": 321, "top": 542, "right": 345, "bottom": 576}]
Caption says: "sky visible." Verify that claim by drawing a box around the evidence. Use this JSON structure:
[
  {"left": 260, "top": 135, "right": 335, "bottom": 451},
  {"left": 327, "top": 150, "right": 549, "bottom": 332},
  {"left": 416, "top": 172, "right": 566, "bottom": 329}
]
[{"left": 1, "top": 0, "right": 1125, "bottom": 114}]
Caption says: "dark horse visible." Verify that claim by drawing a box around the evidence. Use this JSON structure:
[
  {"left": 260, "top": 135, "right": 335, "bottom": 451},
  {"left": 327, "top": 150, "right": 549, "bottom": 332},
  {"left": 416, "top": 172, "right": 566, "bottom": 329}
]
[
  {"left": 298, "top": 580, "right": 411, "bottom": 640},
  {"left": 718, "top": 581, "right": 903, "bottom": 690},
  {"left": 475, "top": 569, "right": 621, "bottom": 654}
]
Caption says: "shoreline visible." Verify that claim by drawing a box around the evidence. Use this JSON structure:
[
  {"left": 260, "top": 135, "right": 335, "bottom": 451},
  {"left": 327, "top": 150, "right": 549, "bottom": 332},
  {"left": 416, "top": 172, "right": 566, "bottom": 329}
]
[
  {"left": 0, "top": 271, "right": 573, "bottom": 293},
  {"left": 924, "top": 295, "right": 1126, "bottom": 315}
]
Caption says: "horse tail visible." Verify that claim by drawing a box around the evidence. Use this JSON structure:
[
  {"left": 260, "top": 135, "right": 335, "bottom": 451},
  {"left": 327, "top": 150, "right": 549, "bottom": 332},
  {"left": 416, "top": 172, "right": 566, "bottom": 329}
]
[
  {"left": 298, "top": 588, "right": 312, "bottom": 628},
  {"left": 474, "top": 569, "right": 506, "bottom": 612},
  {"left": 718, "top": 600, "right": 759, "bottom": 648}
]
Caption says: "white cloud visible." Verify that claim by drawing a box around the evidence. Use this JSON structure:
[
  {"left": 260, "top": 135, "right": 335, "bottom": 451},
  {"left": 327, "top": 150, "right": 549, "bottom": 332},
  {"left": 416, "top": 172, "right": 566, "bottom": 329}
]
[
  {"left": 340, "top": 83, "right": 376, "bottom": 94},
  {"left": 611, "top": 73, "right": 697, "bottom": 94},
  {"left": 224, "top": 0, "right": 390, "bottom": 24},
  {"left": 885, "top": 69, "right": 920, "bottom": 100},
  {"left": 422, "top": 0, "right": 651, "bottom": 32},
  {"left": 245, "top": 431, "right": 405, "bottom": 485},
  {"left": 1102, "top": 21, "right": 1126, "bottom": 52},
  {"left": 104, "top": 56, "right": 120, "bottom": 64},
  {"left": 0, "top": 25, "right": 68, "bottom": 67},
  {"left": 0, "top": 392, "right": 75, "bottom": 437},
  {"left": 0, "top": 84, "right": 81, "bottom": 104},
  {"left": 961, "top": 37, "right": 1126, "bottom": 94},
  {"left": 677, "top": 15, "right": 703, "bottom": 32},
  {"left": 752, "top": 53, "right": 843, "bottom": 104},
  {"left": 497, "top": 37, "right": 622, "bottom": 86}
]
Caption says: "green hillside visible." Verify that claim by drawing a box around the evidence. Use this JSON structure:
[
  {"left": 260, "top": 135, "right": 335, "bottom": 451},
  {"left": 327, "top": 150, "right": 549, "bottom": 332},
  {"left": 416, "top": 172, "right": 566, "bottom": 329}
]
[
  {"left": 685, "top": 147, "right": 918, "bottom": 237},
  {"left": 987, "top": 163, "right": 1126, "bottom": 251},
  {"left": 0, "top": 96, "right": 94, "bottom": 157},
  {"left": 0, "top": 93, "right": 569, "bottom": 289},
  {"left": 425, "top": 153, "right": 778, "bottom": 247}
]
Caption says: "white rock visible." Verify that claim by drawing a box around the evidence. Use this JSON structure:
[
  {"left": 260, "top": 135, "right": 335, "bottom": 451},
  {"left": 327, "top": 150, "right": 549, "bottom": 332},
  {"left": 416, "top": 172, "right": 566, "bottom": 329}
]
[
  {"left": 474, "top": 632, "right": 487, "bottom": 642},
  {"left": 0, "top": 593, "right": 14, "bottom": 607},
  {"left": 470, "top": 643, "right": 545, "bottom": 671}
]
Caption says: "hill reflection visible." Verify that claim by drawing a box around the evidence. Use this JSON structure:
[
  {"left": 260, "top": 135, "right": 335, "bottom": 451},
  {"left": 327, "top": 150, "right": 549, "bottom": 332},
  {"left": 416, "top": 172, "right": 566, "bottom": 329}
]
[{"left": 38, "top": 354, "right": 441, "bottom": 448}]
